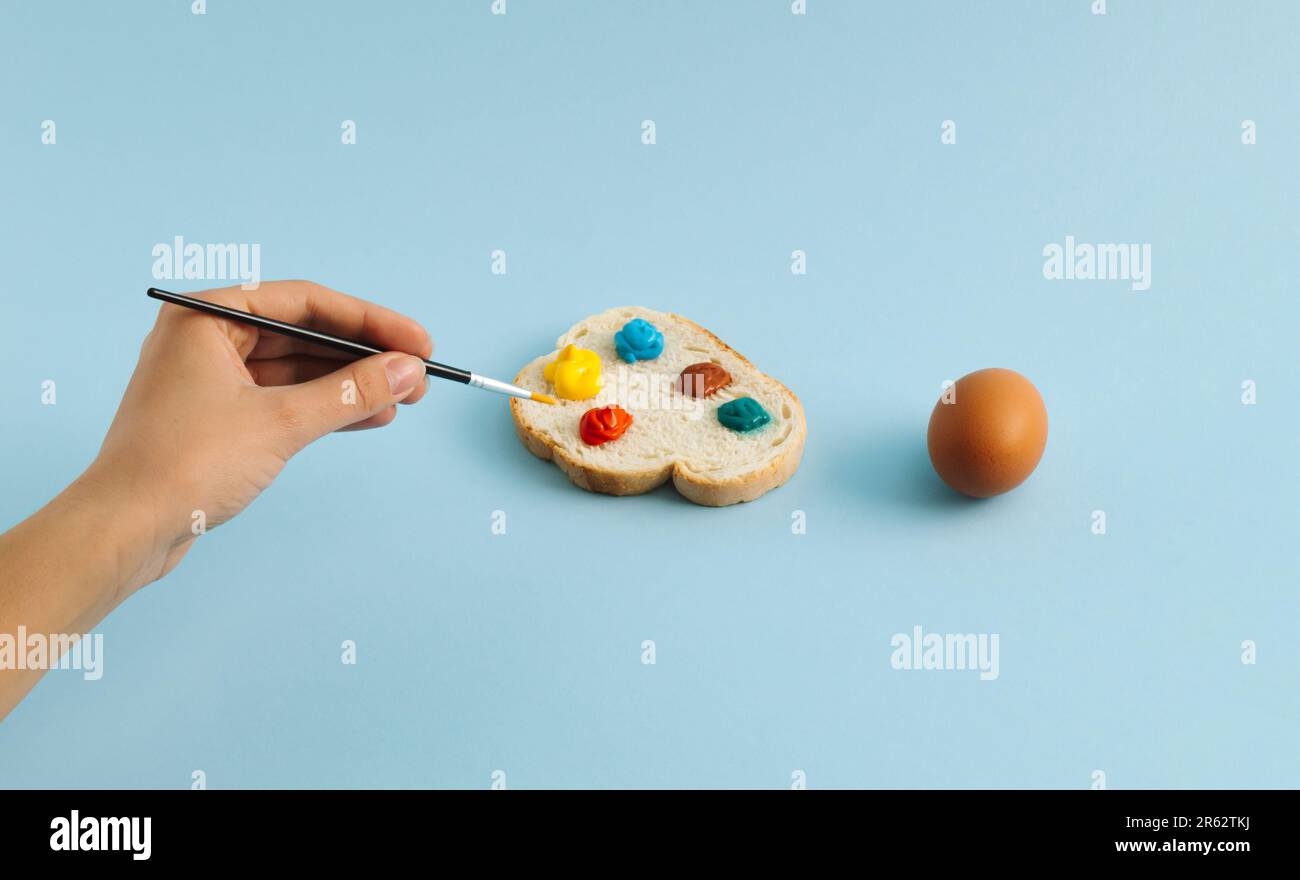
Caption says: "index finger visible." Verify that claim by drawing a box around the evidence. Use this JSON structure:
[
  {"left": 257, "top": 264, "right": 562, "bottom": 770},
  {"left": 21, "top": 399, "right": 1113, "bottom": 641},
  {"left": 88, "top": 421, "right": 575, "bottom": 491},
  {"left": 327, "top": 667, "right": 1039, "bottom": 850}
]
[{"left": 183, "top": 280, "right": 434, "bottom": 361}]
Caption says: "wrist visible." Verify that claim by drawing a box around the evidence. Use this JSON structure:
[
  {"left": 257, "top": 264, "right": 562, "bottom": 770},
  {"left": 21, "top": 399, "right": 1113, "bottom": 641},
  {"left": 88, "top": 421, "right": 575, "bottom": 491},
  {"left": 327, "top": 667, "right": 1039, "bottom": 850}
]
[{"left": 65, "top": 460, "right": 178, "bottom": 605}]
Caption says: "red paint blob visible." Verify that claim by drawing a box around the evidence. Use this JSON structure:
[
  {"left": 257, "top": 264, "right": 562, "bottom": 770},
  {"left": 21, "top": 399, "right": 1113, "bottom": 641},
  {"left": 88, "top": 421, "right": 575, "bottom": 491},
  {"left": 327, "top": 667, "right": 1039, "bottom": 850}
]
[{"left": 579, "top": 405, "right": 634, "bottom": 446}]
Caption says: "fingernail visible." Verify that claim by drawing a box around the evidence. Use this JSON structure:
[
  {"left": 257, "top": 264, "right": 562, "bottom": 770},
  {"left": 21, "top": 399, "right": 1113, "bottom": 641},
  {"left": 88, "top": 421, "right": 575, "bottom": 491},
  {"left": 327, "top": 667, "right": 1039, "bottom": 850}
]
[{"left": 386, "top": 356, "right": 423, "bottom": 395}]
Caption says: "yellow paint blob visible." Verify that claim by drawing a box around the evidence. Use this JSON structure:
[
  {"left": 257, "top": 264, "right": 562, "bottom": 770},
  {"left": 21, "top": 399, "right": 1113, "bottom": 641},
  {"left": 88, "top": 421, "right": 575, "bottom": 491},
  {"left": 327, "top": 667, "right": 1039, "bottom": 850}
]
[{"left": 543, "top": 344, "right": 602, "bottom": 400}]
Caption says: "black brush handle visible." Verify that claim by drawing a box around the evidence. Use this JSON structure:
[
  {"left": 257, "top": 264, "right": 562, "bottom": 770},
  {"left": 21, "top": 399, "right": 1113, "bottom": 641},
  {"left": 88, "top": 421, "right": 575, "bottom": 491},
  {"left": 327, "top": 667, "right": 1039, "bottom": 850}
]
[{"left": 146, "top": 288, "right": 472, "bottom": 384}]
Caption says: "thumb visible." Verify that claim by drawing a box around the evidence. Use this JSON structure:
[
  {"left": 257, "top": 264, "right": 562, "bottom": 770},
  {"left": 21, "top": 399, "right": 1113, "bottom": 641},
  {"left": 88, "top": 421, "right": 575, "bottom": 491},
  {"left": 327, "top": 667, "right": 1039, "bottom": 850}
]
[{"left": 272, "top": 352, "right": 425, "bottom": 448}]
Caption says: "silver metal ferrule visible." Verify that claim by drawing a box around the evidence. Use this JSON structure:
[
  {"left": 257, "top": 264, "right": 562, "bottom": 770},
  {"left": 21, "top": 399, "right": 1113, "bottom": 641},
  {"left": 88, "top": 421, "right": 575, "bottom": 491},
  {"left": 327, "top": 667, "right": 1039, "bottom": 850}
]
[{"left": 468, "top": 373, "right": 533, "bottom": 400}]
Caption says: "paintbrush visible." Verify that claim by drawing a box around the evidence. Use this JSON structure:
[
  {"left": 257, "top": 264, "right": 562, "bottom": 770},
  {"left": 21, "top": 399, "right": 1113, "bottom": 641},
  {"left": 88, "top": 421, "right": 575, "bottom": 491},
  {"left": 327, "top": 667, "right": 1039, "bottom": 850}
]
[{"left": 146, "top": 288, "right": 555, "bottom": 404}]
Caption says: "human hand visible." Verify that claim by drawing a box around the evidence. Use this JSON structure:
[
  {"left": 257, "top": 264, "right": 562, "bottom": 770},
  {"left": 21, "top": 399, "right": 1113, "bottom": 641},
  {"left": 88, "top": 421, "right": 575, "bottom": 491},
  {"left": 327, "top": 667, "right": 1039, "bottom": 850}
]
[{"left": 85, "top": 280, "right": 431, "bottom": 598}]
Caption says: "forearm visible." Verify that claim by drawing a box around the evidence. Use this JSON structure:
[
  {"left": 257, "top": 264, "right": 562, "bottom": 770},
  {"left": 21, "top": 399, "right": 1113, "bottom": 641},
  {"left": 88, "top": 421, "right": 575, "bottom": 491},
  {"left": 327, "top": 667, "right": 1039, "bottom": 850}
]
[{"left": 0, "top": 466, "right": 164, "bottom": 719}]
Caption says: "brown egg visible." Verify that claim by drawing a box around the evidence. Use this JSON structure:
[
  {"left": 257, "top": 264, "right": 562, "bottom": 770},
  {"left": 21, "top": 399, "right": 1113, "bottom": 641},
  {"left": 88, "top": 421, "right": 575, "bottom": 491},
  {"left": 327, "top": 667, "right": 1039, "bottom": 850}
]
[{"left": 927, "top": 368, "right": 1048, "bottom": 498}]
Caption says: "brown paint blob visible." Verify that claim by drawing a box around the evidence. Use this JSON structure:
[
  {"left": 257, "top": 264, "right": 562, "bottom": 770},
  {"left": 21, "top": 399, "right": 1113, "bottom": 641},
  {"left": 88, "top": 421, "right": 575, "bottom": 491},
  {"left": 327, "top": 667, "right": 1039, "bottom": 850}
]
[
  {"left": 927, "top": 368, "right": 1048, "bottom": 498},
  {"left": 678, "top": 362, "right": 731, "bottom": 398}
]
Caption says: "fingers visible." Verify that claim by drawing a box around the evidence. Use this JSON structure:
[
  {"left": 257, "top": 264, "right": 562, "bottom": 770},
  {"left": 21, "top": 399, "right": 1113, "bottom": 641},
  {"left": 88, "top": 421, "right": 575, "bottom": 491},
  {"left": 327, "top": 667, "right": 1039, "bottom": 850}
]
[
  {"left": 267, "top": 353, "right": 426, "bottom": 449},
  {"left": 246, "top": 354, "right": 338, "bottom": 387},
  {"left": 167, "top": 281, "right": 433, "bottom": 363},
  {"left": 246, "top": 335, "right": 364, "bottom": 363},
  {"left": 247, "top": 354, "right": 429, "bottom": 405}
]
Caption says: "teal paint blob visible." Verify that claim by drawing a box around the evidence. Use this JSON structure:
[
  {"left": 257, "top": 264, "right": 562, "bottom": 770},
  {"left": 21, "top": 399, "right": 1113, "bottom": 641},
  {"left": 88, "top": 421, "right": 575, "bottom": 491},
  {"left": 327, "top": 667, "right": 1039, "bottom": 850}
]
[{"left": 717, "top": 397, "right": 771, "bottom": 432}]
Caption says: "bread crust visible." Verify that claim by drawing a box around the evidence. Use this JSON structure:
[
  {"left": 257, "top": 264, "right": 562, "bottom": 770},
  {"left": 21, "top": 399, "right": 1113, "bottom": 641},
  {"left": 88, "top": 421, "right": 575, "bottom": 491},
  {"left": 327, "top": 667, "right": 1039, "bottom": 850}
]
[{"left": 510, "top": 311, "right": 806, "bottom": 507}]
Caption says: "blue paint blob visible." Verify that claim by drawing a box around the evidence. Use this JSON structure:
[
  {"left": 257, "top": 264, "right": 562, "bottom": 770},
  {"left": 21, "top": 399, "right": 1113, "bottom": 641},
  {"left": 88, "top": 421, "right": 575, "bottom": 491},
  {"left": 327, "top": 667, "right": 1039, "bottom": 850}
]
[{"left": 614, "top": 318, "right": 665, "bottom": 363}]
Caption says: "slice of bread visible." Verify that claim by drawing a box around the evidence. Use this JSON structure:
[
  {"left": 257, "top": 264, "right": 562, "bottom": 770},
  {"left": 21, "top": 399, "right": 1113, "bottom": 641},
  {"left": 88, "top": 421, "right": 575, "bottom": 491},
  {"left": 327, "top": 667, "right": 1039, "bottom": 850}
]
[{"left": 510, "top": 307, "right": 806, "bottom": 506}]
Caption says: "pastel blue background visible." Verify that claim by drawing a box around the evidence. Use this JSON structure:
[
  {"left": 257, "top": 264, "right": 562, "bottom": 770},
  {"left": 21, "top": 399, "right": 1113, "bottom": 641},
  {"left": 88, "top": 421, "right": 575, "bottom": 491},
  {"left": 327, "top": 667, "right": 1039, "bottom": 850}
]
[{"left": 1, "top": 1, "right": 1296, "bottom": 789}]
